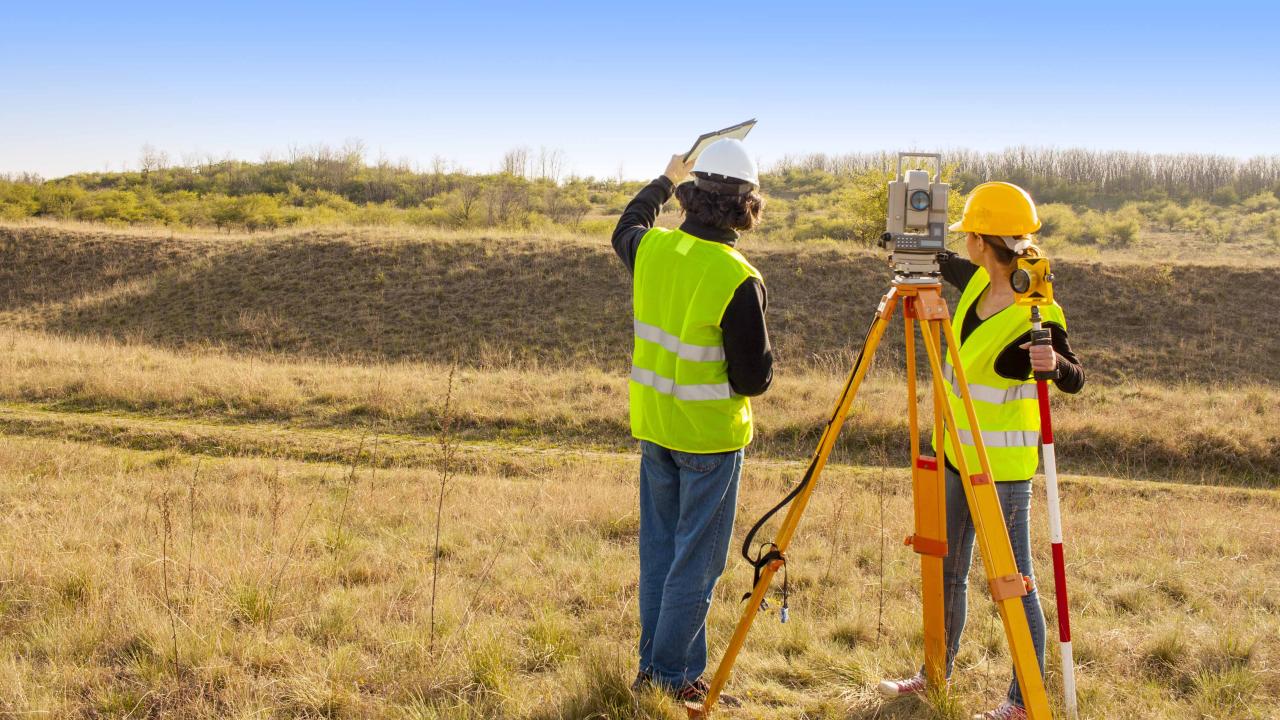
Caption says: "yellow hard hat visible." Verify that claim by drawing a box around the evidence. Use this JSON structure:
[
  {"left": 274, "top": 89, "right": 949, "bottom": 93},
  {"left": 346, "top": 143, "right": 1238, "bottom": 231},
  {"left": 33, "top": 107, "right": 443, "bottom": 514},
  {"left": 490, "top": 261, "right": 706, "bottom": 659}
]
[{"left": 949, "top": 182, "right": 1041, "bottom": 236}]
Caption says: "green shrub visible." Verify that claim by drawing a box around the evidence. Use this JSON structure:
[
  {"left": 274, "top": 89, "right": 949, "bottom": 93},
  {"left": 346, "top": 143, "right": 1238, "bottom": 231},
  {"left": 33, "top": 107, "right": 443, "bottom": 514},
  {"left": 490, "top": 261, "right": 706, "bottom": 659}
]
[
  {"left": 0, "top": 181, "right": 38, "bottom": 219},
  {"left": 36, "top": 182, "right": 87, "bottom": 218},
  {"left": 1037, "top": 203, "right": 1083, "bottom": 240},
  {"left": 1241, "top": 191, "right": 1280, "bottom": 213}
]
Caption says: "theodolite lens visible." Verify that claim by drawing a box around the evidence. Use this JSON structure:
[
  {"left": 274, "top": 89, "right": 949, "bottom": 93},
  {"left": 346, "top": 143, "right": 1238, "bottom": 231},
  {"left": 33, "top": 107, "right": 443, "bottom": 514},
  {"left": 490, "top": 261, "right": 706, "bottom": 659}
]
[{"left": 909, "top": 189, "right": 931, "bottom": 212}]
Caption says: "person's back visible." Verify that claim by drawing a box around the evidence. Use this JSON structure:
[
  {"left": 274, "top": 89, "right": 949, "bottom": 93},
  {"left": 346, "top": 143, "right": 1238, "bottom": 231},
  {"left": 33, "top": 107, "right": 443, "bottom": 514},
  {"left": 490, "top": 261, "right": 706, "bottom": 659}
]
[{"left": 610, "top": 139, "right": 771, "bottom": 706}]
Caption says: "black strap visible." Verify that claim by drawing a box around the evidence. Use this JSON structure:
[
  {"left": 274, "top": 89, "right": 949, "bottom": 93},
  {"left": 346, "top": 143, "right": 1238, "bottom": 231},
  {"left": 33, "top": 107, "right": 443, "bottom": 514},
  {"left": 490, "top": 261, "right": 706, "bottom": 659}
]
[
  {"left": 742, "top": 542, "right": 786, "bottom": 604},
  {"left": 738, "top": 311, "right": 880, "bottom": 602},
  {"left": 694, "top": 174, "right": 754, "bottom": 195}
]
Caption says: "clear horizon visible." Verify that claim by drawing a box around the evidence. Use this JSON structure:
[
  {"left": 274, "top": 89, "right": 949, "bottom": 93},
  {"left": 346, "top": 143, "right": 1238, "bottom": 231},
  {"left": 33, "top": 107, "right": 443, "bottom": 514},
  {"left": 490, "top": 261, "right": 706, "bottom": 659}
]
[{"left": 4, "top": 1, "right": 1278, "bottom": 181}]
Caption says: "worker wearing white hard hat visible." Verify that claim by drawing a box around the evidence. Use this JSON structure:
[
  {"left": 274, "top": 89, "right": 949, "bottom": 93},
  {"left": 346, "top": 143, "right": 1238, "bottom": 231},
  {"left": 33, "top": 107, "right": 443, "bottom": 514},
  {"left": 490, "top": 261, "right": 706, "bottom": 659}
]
[
  {"left": 690, "top": 137, "right": 760, "bottom": 191},
  {"left": 610, "top": 138, "right": 770, "bottom": 708}
]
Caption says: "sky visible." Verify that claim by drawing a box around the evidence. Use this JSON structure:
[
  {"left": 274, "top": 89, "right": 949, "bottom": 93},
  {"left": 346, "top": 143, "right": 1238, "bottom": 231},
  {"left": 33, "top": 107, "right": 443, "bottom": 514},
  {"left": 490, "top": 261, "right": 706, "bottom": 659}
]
[{"left": 3, "top": 1, "right": 1279, "bottom": 180}]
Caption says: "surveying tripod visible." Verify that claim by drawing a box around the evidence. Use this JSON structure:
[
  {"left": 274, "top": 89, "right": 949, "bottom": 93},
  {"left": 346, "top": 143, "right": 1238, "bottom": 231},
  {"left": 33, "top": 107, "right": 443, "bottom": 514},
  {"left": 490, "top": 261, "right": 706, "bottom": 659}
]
[{"left": 687, "top": 278, "right": 1053, "bottom": 719}]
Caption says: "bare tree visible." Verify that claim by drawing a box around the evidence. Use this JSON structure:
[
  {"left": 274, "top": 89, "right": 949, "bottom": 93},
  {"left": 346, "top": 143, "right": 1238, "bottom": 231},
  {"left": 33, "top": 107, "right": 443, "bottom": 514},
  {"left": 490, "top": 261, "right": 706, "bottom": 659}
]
[
  {"left": 452, "top": 178, "right": 482, "bottom": 225},
  {"left": 140, "top": 144, "right": 170, "bottom": 173},
  {"left": 485, "top": 176, "right": 528, "bottom": 225},
  {"left": 536, "top": 146, "right": 565, "bottom": 182},
  {"left": 501, "top": 146, "right": 530, "bottom": 178}
]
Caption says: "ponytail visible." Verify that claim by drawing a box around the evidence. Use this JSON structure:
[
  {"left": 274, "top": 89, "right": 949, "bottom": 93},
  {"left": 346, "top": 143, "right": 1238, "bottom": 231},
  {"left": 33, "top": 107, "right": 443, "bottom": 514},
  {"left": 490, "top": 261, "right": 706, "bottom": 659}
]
[{"left": 980, "top": 233, "right": 1042, "bottom": 264}]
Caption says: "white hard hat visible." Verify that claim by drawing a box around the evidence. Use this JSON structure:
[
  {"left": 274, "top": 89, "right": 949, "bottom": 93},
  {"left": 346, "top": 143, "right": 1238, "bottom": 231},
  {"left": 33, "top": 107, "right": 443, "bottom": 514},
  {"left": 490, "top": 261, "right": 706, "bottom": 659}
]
[{"left": 692, "top": 138, "right": 759, "bottom": 190}]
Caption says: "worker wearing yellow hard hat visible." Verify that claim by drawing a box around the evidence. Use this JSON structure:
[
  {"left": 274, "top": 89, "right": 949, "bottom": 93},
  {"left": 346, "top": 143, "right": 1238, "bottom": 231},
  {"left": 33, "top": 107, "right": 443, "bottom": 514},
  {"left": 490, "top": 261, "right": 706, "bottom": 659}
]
[
  {"left": 880, "top": 182, "right": 1087, "bottom": 720},
  {"left": 950, "top": 181, "right": 1045, "bottom": 237}
]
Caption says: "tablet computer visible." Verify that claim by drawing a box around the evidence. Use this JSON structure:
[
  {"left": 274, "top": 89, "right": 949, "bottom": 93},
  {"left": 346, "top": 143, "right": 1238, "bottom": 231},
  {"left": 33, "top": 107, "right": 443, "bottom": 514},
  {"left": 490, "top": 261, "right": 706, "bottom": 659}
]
[{"left": 683, "top": 119, "right": 757, "bottom": 163}]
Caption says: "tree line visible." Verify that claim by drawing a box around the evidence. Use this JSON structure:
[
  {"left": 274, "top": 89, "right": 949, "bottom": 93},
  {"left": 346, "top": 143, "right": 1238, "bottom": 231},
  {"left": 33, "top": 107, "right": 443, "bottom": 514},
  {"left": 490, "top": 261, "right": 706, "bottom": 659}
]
[
  {"left": 0, "top": 145, "right": 621, "bottom": 231},
  {"left": 771, "top": 147, "right": 1280, "bottom": 208},
  {"left": 2, "top": 146, "right": 1278, "bottom": 242}
]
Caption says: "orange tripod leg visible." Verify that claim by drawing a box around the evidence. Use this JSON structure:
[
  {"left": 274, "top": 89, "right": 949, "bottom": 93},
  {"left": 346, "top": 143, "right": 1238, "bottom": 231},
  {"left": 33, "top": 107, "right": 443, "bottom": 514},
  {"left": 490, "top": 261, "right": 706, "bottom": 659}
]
[
  {"left": 920, "top": 311, "right": 1053, "bottom": 720},
  {"left": 905, "top": 300, "right": 947, "bottom": 687}
]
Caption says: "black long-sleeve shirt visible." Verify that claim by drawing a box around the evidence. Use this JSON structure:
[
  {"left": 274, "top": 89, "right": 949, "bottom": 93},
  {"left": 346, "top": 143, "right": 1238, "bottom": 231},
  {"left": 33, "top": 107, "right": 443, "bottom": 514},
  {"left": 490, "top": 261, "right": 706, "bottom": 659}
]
[
  {"left": 611, "top": 177, "right": 773, "bottom": 396},
  {"left": 936, "top": 252, "right": 1085, "bottom": 476},
  {"left": 938, "top": 251, "right": 1084, "bottom": 393}
]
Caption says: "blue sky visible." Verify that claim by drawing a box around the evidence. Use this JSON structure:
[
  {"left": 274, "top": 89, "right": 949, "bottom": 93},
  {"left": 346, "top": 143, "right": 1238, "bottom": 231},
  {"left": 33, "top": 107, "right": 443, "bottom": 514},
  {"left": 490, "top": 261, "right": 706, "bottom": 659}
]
[{"left": 3, "top": 1, "right": 1278, "bottom": 179}]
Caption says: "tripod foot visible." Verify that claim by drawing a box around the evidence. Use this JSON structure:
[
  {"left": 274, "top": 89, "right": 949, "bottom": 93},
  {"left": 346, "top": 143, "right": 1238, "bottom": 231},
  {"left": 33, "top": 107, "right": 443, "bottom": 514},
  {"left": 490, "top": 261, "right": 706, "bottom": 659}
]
[{"left": 685, "top": 701, "right": 709, "bottom": 718}]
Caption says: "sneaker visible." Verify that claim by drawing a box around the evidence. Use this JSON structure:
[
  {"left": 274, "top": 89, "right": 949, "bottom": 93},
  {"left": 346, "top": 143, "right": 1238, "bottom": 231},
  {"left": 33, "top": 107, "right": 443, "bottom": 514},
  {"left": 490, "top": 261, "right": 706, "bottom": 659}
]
[
  {"left": 973, "top": 701, "right": 1027, "bottom": 720},
  {"left": 673, "top": 677, "right": 742, "bottom": 709},
  {"left": 630, "top": 671, "right": 652, "bottom": 693},
  {"left": 878, "top": 672, "right": 927, "bottom": 698}
]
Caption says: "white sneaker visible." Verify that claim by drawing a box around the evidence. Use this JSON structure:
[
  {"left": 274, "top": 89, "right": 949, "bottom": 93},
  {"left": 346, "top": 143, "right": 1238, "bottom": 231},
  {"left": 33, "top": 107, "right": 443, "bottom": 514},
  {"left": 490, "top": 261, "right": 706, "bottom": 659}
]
[
  {"left": 878, "top": 672, "right": 926, "bottom": 698},
  {"left": 973, "top": 701, "right": 1027, "bottom": 719}
]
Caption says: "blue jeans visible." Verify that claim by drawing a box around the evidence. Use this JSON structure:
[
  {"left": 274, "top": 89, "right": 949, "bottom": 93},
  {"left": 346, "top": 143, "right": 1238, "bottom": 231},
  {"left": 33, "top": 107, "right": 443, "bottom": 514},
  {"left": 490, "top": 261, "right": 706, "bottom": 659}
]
[
  {"left": 637, "top": 440, "right": 743, "bottom": 688},
  {"left": 940, "top": 468, "right": 1046, "bottom": 708}
]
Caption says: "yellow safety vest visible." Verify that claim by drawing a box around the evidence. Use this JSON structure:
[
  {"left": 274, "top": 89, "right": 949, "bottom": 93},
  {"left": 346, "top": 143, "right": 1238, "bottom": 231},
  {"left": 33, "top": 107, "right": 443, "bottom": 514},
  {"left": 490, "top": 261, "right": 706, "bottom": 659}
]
[
  {"left": 629, "top": 227, "right": 761, "bottom": 453},
  {"left": 933, "top": 266, "right": 1066, "bottom": 481}
]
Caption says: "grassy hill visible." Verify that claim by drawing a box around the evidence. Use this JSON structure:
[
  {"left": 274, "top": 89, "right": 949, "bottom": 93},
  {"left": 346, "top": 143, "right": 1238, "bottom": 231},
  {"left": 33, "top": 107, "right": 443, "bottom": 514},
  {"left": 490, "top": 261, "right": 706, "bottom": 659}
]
[
  {"left": 1, "top": 223, "right": 1277, "bottom": 486},
  {"left": 4, "top": 223, "right": 1279, "bottom": 386}
]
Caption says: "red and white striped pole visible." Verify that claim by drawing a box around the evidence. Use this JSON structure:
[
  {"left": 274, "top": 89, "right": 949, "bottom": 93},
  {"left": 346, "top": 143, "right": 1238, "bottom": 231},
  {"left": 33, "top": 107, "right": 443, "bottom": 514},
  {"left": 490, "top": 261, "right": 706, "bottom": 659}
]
[{"left": 1031, "top": 306, "right": 1078, "bottom": 719}]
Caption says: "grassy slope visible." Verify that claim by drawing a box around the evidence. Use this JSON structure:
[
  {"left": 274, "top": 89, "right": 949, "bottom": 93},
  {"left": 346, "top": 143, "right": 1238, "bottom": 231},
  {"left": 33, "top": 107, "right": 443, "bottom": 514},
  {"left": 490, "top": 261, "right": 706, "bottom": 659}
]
[{"left": 4, "top": 223, "right": 1280, "bottom": 385}]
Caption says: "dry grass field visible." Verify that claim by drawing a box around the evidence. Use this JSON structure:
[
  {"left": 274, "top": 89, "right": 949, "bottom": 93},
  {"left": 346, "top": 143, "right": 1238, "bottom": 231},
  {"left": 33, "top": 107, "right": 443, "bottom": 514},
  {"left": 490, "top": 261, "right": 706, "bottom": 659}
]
[
  {"left": 0, "top": 222, "right": 1277, "bottom": 718},
  {"left": 0, "top": 432, "right": 1275, "bottom": 718},
  {"left": 0, "top": 331, "right": 1274, "bottom": 486}
]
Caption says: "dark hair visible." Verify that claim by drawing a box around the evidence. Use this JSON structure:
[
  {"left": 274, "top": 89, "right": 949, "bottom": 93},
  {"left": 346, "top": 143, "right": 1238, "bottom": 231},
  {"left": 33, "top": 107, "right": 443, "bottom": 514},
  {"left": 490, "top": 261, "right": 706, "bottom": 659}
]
[
  {"left": 979, "top": 233, "right": 1041, "bottom": 265},
  {"left": 674, "top": 180, "right": 765, "bottom": 232}
]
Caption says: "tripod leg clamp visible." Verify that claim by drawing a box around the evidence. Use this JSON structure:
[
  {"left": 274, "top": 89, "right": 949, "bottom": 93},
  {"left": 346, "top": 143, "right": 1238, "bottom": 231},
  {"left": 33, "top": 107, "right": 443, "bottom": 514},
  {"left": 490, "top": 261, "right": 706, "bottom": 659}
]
[
  {"left": 905, "top": 534, "right": 948, "bottom": 557},
  {"left": 989, "top": 573, "right": 1030, "bottom": 602}
]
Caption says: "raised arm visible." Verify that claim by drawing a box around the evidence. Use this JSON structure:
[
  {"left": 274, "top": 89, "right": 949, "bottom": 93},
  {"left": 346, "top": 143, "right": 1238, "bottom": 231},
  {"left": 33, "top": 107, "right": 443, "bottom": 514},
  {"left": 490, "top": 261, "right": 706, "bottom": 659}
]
[{"left": 611, "top": 154, "right": 693, "bottom": 272}]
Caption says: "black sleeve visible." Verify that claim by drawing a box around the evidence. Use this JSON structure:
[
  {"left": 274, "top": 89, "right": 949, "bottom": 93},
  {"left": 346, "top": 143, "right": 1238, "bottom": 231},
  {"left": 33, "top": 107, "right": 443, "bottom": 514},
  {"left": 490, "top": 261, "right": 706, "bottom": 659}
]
[
  {"left": 938, "top": 250, "right": 979, "bottom": 290},
  {"left": 611, "top": 177, "right": 674, "bottom": 272},
  {"left": 993, "top": 323, "right": 1085, "bottom": 394},
  {"left": 721, "top": 278, "right": 773, "bottom": 396}
]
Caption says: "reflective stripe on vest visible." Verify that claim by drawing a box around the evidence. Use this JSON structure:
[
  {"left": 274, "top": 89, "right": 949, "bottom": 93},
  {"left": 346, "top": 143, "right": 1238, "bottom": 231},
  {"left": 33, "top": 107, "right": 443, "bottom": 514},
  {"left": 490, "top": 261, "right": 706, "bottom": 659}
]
[
  {"left": 956, "top": 429, "right": 1042, "bottom": 448},
  {"left": 942, "top": 363, "right": 1040, "bottom": 404},
  {"left": 630, "top": 367, "right": 732, "bottom": 401},
  {"left": 634, "top": 319, "right": 726, "bottom": 363}
]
